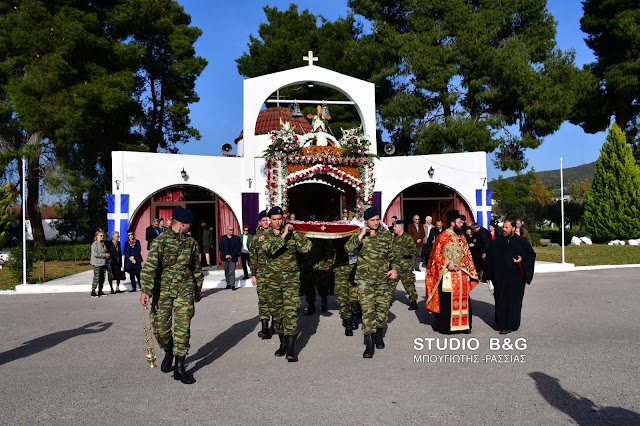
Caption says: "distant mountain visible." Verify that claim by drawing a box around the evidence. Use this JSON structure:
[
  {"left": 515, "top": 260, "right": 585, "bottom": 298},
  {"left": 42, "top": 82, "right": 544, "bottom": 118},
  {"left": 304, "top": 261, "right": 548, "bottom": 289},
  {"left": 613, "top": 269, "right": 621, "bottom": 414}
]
[{"left": 492, "top": 162, "right": 596, "bottom": 192}]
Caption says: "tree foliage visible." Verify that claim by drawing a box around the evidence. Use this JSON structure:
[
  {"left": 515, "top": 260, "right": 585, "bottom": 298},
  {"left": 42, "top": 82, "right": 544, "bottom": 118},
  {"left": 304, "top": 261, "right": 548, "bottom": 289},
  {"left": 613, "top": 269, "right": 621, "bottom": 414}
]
[
  {"left": 0, "top": 182, "right": 15, "bottom": 247},
  {"left": 0, "top": 0, "right": 206, "bottom": 241},
  {"left": 574, "top": 0, "right": 640, "bottom": 159},
  {"left": 348, "top": 0, "right": 580, "bottom": 171},
  {"left": 584, "top": 124, "right": 640, "bottom": 241}
]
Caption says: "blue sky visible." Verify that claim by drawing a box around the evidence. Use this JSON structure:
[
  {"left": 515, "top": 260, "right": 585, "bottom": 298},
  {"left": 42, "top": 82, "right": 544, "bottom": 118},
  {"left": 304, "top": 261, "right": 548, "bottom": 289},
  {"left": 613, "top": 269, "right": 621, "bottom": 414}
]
[{"left": 177, "top": 0, "right": 604, "bottom": 180}]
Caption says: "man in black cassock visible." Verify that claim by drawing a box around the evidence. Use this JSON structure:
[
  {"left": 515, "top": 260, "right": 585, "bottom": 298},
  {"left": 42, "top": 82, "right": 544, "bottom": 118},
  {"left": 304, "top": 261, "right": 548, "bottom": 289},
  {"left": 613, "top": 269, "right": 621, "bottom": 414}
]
[{"left": 484, "top": 219, "right": 535, "bottom": 334}]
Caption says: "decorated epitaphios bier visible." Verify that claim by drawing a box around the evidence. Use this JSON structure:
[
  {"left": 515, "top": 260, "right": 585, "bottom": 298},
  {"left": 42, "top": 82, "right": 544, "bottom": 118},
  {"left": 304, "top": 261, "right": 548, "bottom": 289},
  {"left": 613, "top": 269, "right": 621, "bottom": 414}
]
[{"left": 264, "top": 118, "right": 375, "bottom": 222}]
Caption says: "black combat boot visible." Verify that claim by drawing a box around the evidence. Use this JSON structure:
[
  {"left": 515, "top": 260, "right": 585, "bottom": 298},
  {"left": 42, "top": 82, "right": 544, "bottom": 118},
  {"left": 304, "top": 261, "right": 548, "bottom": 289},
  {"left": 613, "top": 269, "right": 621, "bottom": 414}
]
[
  {"left": 375, "top": 328, "right": 385, "bottom": 349},
  {"left": 304, "top": 302, "right": 316, "bottom": 316},
  {"left": 408, "top": 300, "right": 418, "bottom": 311},
  {"left": 160, "top": 350, "right": 174, "bottom": 373},
  {"left": 258, "top": 319, "right": 271, "bottom": 339},
  {"left": 352, "top": 312, "right": 360, "bottom": 330},
  {"left": 363, "top": 334, "right": 375, "bottom": 358},
  {"left": 285, "top": 335, "right": 298, "bottom": 362},
  {"left": 344, "top": 317, "right": 353, "bottom": 336},
  {"left": 269, "top": 319, "right": 275, "bottom": 337},
  {"left": 320, "top": 296, "right": 328, "bottom": 312},
  {"left": 173, "top": 356, "right": 196, "bottom": 384},
  {"left": 274, "top": 334, "right": 286, "bottom": 357}
]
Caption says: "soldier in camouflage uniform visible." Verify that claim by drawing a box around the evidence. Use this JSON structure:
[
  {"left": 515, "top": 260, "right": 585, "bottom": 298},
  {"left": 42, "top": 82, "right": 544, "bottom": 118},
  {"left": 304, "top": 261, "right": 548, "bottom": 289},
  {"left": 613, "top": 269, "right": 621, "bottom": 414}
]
[
  {"left": 345, "top": 207, "right": 399, "bottom": 358},
  {"left": 139, "top": 207, "right": 203, "bottom": 384},
  {"left": 333, "top": 237, "right": 359, "bottom": 336},
  {"left": 391, "top": 220, "right": 419, "bottom": 310},
  {"left": 301, "top": 238, "right": 334, "bottom": 314},
  {"left": 262, "top": 206, "right": 312, "bottom": 362},
  {"left": 249, "top": 210, "right": 273, "bottom": 339}
]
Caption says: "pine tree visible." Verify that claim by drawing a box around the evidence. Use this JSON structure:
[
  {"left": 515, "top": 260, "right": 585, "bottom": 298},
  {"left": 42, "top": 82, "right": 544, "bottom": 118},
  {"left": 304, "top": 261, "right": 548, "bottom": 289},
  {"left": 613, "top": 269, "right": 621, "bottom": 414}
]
[
  {"left": 584, "top": 124, "right": 640, "bottom": 241},
  {"left": 0, "top": 182, "right": 15, "bottom": 248}
]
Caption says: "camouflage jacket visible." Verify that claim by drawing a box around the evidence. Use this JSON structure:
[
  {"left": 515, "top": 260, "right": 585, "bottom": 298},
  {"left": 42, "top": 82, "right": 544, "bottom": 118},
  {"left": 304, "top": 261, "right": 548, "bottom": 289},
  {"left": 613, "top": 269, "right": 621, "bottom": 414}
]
[
  {"left": 140, "top": 228, "right": 204, "bottom": 296},
  {"left": 248, "top": 227, "right": 269, "bottom": 279},
  {"left": 392, "top": 232, "right": 416, "bottom": 271},
  {"left": 345, "top": 228, "right": 400, "bottom": 284},
  {"left": 262, "top": 228, "right": 312, "bottom": 279},
  {"left": 304, "top": 238, "right": 335, "bottom": 271}
]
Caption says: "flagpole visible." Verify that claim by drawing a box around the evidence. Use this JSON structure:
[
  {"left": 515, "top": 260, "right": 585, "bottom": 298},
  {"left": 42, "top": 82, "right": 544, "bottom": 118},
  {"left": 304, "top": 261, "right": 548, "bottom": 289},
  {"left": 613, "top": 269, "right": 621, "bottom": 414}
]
[
  {"left": 22, "top": 157, "right": 27, "bottom": 286},
  {"left": 560, "top": 157, "right": 565, "bottom": 264}
]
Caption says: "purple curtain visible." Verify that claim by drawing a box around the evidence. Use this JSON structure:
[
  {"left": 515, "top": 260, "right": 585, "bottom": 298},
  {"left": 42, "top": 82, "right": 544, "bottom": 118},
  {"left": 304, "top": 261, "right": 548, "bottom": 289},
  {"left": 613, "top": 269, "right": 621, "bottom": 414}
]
[
  {"left": 242, "top": 193, "right": 259, "bottom": 234},
  {"left": 373, "top": 192, "right": 382, "bottom": 215}
]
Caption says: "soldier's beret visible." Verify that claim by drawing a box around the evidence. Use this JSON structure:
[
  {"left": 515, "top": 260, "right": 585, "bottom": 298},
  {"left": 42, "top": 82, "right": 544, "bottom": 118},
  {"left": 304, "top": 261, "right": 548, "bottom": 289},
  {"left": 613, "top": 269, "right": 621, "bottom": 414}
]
[
  {"left": 363, "top": 207, "right": 379, "bottom": 220},
  {"left": 172, "top": 207, "right": 194, "bottom": 224},
  {"left": 268, "top": 206, "right": 284, "bottom": 217},
  {"left": 394, "top": 219, "right": 405, "bottom": 225},
  {"left": 446, "top": 209, "right": 461, "bottom": 224},
  {"left": 258, "top": 210, "right": 267, "bottom": 220}
]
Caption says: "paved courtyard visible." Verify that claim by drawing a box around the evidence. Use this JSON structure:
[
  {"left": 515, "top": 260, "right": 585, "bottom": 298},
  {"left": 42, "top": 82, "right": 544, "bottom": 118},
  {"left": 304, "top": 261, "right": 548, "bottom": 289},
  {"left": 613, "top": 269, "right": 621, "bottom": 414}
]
[{"left": 1, "top": 268, "right": 639, "bottom": 425}]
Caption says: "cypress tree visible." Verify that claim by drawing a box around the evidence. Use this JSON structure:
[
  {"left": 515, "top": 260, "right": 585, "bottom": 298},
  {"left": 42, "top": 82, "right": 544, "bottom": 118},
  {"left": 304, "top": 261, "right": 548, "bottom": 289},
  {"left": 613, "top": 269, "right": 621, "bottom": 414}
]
[{"left": 584, "top": 124, "right": 640, "bottom": 241}]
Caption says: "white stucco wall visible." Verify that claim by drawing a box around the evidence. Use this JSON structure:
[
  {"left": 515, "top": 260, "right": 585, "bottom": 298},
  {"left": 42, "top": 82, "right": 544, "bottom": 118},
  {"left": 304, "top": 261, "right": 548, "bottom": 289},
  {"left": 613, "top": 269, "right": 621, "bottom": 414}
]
[
  {"left": 376, "top": 152, "right": 488, "bottom": 219},
  {"left": 111, "top": 151, "right": 244, "bottom": 221}
]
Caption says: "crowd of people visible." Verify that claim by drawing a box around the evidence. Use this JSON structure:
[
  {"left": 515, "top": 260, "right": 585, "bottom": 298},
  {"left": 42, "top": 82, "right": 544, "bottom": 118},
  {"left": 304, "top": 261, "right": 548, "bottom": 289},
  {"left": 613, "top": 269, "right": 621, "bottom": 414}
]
[{"left": 88, "top": 205, "right": 537, "bottom": 384}]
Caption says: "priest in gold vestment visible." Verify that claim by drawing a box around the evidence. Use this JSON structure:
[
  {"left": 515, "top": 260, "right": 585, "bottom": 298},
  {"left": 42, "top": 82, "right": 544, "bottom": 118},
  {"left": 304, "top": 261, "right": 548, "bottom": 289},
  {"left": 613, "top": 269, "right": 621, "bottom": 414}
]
[{"left": 425, "top": 210, "right": 479, "bottom": 334}]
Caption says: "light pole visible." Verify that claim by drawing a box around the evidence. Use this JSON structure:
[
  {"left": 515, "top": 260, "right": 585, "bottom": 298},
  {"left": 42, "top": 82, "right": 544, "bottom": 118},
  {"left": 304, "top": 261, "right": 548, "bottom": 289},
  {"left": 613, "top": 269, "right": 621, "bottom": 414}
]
[
  {"left": 560, "top": 157, "right": 565, "bottom": 264},
  {"left": 22, "top": 157, "right": 26, "bottom": 285}
]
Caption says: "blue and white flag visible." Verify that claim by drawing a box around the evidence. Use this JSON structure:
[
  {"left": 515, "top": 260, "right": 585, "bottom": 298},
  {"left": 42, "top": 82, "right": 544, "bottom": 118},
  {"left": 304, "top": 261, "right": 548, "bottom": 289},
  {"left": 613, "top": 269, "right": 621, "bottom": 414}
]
[
  {"left": 108, "top": 194, "right": 130, "bottom": 251},
  {"left": 475, "top": 189, "right": 492, "bottom": 228}
]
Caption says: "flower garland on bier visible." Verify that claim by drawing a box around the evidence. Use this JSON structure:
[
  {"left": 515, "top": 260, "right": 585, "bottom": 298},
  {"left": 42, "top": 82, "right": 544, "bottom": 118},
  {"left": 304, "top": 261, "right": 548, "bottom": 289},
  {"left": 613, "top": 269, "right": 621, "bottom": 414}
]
[{"left": 264, "top": 119, "right": 375, "bottom": 237}]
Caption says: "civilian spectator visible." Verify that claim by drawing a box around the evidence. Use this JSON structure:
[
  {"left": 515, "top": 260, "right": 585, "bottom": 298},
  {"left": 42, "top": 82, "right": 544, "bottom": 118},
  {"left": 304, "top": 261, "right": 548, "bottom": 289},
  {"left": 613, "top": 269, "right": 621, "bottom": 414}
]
[
  {"left": 407, "top": 215, "right": 426, "bottom": 271},
  {"left": 124, "top": 230, "right": 143, "bottom": 292},
  {"left": 105, "top": 231, "right": 124, "bottom": 293},
  {"left": 515, "top": 219, "right": 532, "bottom": 245},
  {"left": 145, "top": 218, "right": 160, "bottom": 250},
  {"left": 158, "top": 218, "right": 166, "bottom": 233},
  {"left": 199, "top": 222, "right": 213, "bottom": 267},
  {"left": 219, "top": 226, "right": 241, "bottom": 290},
  {"left": 90, "top": 230, "right": 109, "bottom": 298},
  {"left": 240, "top": 225, "right": 252, "bottom": 279}
]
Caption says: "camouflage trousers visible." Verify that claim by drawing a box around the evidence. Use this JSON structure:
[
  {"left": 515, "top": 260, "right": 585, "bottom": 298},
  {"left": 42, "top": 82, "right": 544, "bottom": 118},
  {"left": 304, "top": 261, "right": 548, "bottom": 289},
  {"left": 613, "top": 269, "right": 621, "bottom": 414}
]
[
  {"left": 334, "top": 264, "right": 359, "bottom": 319},
  {"left": 394, "top": 269, "right": 418, "bottom": 303},
  {"left": 358, "top": 281, "right": 393, "bottom": 335},
  {"left": 256, "top": 279, "right": 270, "bottom": 321},
  {"left": 265, "top": 279, "right": 301, "bottom": 336},
  {"left": 150, "top": 283, "right": 195, "bottom": 356},
  {"left": 91, "top": 266, "right": 105, "bottom": 292},
  {"left": 301, "top": 267, "right": 329, "bottom": 303}
]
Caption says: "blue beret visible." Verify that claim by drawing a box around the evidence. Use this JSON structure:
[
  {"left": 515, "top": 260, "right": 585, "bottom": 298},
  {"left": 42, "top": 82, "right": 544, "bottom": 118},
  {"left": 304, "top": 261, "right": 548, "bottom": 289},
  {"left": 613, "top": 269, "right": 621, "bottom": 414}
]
[
  {"left": 363, "top": 207, "right": 379, "bottom": 220},
  {"left": 258, "top": 210, "right": 267, "bottom": 220},
  {"left": 395, "top": 219, "right": 405, "bottom": 225},
  {"left": 172, "top": 207, "right": 194, "bottom": 223},
  {"left": 268, "top": 206, "right": 284, "bottom": 217}
]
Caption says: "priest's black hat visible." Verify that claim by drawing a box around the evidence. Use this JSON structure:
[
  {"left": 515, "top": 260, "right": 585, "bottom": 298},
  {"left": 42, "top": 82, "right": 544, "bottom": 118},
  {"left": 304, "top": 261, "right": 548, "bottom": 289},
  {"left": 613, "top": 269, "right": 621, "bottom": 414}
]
[
  {"left": 172, "top": 207, "right": 194, "bottom": 224},
  {"left": 446, "top": 209, "right": 461, "bottom": 224},
  {"left": 363, "top": 207, "right": 380, "bottom": 220},
  {"left": 268, "top": 206, "right": 284, "bottom": 217}
]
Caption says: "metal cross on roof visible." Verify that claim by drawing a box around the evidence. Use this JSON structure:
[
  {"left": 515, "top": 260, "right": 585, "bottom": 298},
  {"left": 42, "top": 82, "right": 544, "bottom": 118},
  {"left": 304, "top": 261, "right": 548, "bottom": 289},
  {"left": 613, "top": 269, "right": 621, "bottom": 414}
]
[{"left": 303, "top": 50, "right": 318, "bottom": 66}]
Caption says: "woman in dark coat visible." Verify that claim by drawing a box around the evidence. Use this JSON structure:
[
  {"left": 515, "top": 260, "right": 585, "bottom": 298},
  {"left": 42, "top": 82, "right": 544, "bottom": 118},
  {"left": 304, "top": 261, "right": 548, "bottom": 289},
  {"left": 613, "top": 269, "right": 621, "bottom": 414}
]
[
  {"left": 105, "top": 231, "right": 125, "bottom": 293},
  {"left": 123, "top": 229, "right": 143, "bottom": 292}
]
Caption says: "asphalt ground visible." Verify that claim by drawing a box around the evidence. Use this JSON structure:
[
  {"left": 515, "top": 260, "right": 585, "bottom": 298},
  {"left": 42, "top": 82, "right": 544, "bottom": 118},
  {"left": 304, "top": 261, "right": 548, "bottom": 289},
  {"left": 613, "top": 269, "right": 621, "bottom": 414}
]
[{"left": 1, "top": 269, "right": 639, "bottom": 425}]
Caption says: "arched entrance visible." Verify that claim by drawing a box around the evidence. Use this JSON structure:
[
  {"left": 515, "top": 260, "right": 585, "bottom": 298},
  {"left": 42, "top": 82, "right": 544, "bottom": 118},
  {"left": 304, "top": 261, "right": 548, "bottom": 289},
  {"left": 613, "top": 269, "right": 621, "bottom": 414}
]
[
  {"left": 129, "top": 185, "right": 240, "bottom": 267},
  {"left": 384, "top": 183, "right": 474, "bottom": 226}
]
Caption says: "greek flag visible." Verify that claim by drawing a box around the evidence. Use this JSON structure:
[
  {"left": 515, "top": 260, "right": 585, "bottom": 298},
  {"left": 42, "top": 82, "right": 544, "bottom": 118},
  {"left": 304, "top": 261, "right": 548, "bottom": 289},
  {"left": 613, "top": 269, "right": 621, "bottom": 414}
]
[
  {"left": 108, "top": 194, "right": 129, "bottom": 251},
  {"left": 475, "top": 189, "right": 492, "bottom": 228}
]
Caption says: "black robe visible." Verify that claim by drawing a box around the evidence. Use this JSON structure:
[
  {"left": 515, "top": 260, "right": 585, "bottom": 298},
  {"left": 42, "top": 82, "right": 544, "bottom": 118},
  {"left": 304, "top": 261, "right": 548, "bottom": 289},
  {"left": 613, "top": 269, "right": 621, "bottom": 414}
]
[{"left": 484, "top": 234, "right": 536, "bottom": 331}]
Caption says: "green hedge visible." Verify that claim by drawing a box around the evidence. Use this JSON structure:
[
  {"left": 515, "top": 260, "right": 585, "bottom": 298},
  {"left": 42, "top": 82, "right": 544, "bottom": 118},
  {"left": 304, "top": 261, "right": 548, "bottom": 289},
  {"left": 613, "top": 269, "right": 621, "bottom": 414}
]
[
  {"left": 549, "top": 229, "right": 572, "bottom": 246},
  {"left": 529, "top": 232, "right": 541, "bottom": 247},
  {"left": 40, "top": 243, "right": 92, "bottom": 261}
]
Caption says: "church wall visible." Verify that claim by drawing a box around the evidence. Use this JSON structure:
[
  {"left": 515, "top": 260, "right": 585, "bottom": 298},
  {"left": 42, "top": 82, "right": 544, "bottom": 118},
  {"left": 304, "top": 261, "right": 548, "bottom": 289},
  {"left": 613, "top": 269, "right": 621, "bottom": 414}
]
[
  {"left": 376, "top": 152, "right": 487, "bottom": 222},
  {"left": 111, "top": 151, "right": 244, "bottom": 227}
]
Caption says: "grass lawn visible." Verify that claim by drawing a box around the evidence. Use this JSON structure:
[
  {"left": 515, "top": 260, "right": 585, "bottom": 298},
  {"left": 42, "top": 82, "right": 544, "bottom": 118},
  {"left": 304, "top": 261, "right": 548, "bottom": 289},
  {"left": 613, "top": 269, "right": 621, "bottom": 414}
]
[
  {"left": 0, "top": 260, "right": 92, "bottom": 290},
  {"left": 535, "top": 244, "right": 640, "bottom": 266}
]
